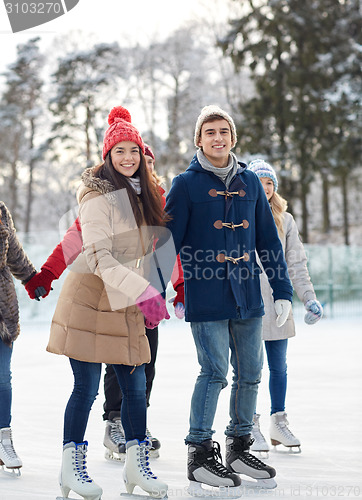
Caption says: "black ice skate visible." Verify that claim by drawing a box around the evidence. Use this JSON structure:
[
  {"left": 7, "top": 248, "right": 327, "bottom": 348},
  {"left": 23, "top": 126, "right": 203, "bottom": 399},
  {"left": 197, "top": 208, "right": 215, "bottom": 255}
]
[
  {"left": 146, "top": 427, "right": 161, "bottom": 458},
  {"left": 225, "top": 435, "right": 277, "bottom": 489},
  {"left": 103, "top": 417, "right": 126, "bottom": 462},
  {"left": 187, "top": 439, "right": 241, "bottom": 497}
]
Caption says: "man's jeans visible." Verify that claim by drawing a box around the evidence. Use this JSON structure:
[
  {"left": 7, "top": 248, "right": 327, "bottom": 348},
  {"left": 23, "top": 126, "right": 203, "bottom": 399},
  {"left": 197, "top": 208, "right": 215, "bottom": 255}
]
[
  {"left": 64, "top": 358, "right": 146, "bottom": 445},
  {"left": 265, "top": 338, "right": 288, "bottom": 415},
  {"left": 186, "top": 317, "right": 263, "bottom": 444},
  {"left": 0, "top": 338, "right": 12, "bottom": 428}
]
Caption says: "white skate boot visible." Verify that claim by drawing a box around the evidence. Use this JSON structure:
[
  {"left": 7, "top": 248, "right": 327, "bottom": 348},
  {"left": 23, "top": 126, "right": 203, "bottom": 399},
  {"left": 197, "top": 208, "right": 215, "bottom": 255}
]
[
  {"left": 250, "top": 414, "right": 270, "bottom": 457},
  {"left": 57, "top": 441, "right": 103, "bottom": 500},
  {"left": 0, "top": 427, "right": 22, "bottom": 476},
  {"left": 270, "top": 412, "right": 301, "bottom": 452},
  {"left": 103, "top": 417, "right": 126, "bottom": 462},
  {"left": 122, "top": 439, "right": 167, "bottom": 498}
]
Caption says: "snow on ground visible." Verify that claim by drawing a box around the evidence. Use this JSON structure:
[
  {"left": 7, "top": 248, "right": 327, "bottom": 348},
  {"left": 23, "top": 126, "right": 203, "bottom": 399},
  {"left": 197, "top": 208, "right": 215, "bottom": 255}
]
[{"left": 2, "top": 314, "right": 362, "bottom": 500}]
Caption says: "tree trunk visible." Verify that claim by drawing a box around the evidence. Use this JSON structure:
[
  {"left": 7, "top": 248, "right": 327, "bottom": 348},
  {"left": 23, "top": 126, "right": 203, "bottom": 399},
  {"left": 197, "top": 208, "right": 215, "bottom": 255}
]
[
  {"left": 24, "top": 118, "right": 36, "bottom": 233},
  {"left": 322, "top": 173, "right": 330, "bottom": 233},
  {"left": 341, "top": 172, "right": 350, "bottom": 246},
  {"left": 9, "top": 134, "right": 20, "bottom": 225},
  {"left": 85, "top": 102, "right": 91, "bottom": 167}
]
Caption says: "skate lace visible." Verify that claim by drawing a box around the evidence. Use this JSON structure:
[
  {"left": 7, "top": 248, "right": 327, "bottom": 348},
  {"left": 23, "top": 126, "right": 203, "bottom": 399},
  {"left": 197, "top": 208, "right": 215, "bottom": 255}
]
[
  {"left": 252, "top": 426, "right": 267, "bottom": 445},
  {"left": 73, "top": 444, "right": 93, "bottom": 483},
  {"left": 0, "top": 429, "right": 18, "bottom": 460},
  {"left": 252, "top": 417, "right": 267, "bottom": 445},
  {"left": 145, "top": 427, "right": 153, "bottom": 440},
  {"left": 139, "top": 440, "right": 157, "bottom": 479},
  {"left": 205, "top": 441, "right": 230, "bottom": 478},
  {"left": 110, "top": 420, "right": 125, "bottom": 445},
  {"left": 232, "top": 439, "right": 268, "bottom": 470},
  {"left": 277, "top": 416, "right": 297, "bottom": 439}
]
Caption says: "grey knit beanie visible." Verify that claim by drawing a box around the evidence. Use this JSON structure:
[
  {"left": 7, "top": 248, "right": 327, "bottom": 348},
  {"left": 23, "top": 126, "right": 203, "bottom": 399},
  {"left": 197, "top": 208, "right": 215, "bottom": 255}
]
[
  {"left": 249, "top": 159, "right": 279, "bottom": 192},
  {"left": 194, "top": 105, "right": 237, "bottom": 148}
]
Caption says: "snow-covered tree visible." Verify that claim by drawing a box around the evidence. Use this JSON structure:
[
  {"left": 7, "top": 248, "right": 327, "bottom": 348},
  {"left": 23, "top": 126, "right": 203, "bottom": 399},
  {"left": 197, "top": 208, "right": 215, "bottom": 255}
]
[{"left": 0, "top": 37, "right": 45, "bottom": 229}]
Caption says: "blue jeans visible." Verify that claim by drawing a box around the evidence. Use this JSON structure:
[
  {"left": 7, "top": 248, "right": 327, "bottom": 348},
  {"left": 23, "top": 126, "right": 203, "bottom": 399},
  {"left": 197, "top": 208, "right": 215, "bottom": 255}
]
[
  {"left": 186, "top": 317, "right": 263, "bottom": 444},
  {"left": 264, "top": 339, "right": 288, "bottom": 415},
  {"left": 0, "top": 339, "right": 12, "bottom": 428},
  {"left": 64, "top": 358, "right": 146, "bottom": 445}
]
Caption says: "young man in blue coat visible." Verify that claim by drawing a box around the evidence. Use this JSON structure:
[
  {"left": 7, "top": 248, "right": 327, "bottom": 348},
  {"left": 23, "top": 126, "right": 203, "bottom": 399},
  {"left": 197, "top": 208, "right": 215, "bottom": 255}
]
[{"left": 165, "top": 105, "right": 293, "bottom": 494}]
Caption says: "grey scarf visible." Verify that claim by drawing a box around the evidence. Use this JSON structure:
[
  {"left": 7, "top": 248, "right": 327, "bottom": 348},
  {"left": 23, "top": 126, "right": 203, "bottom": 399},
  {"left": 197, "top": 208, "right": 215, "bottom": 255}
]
[
  {"left": 128, "top": 176, "right": 141, "bottom": 195},
  {"left": 197, "top": 150, "right": 239, "bottom": 189}
]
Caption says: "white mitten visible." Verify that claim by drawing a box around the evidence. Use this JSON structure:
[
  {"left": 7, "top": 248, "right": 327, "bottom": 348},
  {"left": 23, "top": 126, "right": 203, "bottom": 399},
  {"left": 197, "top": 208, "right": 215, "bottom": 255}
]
[{"left": 274, "top": 299, "right": 291, "bottom": 327}]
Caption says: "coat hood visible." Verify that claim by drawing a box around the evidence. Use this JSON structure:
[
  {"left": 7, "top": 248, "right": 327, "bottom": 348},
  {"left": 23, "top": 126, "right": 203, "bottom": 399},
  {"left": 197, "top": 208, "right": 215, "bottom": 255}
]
[{"left": 77, "top": 166, "right": 117, "bottom": 205}]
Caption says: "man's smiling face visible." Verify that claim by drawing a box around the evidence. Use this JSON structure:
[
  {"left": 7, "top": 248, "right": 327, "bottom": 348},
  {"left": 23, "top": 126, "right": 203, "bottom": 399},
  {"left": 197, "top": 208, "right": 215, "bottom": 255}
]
[{"left": 197, "top": 118, "right": 232, "bottom": 168}]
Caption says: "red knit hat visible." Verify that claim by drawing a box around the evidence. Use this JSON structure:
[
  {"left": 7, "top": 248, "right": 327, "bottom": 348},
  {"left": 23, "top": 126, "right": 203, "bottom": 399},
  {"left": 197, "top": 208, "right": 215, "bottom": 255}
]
[
  {"left": 102, "top": 106, "right": 145, "bottom": 160},
  {"left": 144, "top": 143, "right": 155, "bottom": 160}
]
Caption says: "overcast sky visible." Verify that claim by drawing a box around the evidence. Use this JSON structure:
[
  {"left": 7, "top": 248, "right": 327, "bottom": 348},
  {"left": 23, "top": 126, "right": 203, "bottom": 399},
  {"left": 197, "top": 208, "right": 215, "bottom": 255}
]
[{"left": 0, "top": 0, "right": 222, "bottom": 70}]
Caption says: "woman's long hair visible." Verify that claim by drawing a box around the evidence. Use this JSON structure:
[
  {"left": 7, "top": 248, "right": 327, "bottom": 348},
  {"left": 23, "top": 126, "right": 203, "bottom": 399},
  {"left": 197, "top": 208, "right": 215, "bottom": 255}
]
[
  {"left": 269, "top": 191, "right": 287, "bottom": 238},
  {"left": 95, "top": 148, "right": 166, "bottom": 228}
]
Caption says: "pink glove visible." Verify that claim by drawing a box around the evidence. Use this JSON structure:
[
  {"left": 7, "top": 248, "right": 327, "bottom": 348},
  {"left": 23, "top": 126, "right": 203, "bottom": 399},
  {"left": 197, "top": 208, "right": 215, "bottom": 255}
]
[{"left": 136, "top": 285, "right": 170, "bottom": 327}]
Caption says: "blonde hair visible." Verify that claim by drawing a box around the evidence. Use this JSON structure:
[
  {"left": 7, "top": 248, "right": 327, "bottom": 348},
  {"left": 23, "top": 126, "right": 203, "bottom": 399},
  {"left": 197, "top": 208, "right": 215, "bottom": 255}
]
[{"left": 269, "top": 191, "right": 288, "bottom": 238}]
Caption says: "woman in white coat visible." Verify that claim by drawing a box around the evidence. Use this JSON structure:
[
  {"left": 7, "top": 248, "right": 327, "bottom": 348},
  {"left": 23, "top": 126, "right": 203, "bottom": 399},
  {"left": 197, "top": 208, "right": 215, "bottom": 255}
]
[{"left": 248, "top": 159, "right": 323, "bottom": 453}]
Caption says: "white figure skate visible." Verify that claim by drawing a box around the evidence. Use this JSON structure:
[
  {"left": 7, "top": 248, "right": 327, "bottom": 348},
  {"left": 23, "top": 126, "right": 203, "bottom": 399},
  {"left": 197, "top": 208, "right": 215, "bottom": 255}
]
[
  {"left": 0, "top": 427, "right": 22, "bottom": 476},
  {"left": 56, "top": 441, "right": 103, "bottom": 500},
  {"left": 270, "top": 411, "right": 301, "bottom": 453},
  {"left": 122, "top": 439, "right": 167, "bottom": 498}
]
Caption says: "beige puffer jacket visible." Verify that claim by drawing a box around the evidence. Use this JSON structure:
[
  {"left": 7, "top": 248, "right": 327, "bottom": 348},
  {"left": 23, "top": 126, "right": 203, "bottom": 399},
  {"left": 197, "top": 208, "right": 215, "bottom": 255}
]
[
  {"left": 47, "top": 167, "right": 153, "bottom": 365},
  {"left": 259, "top": 212, "right": 316, "bottom": 340}
]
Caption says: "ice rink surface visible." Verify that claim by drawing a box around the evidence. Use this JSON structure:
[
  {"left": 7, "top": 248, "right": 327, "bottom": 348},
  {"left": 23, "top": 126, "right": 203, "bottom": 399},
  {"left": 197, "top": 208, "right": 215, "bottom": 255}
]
[{"left": 2, "top": 316, "right": 361, "bottom": 499}]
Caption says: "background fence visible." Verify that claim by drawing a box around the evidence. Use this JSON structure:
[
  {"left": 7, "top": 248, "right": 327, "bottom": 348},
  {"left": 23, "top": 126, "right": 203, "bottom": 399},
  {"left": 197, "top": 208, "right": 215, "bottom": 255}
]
[
  {"left": 15, "top": 233, "right": 362, "bottom": 322},
  {"left": 292, "top": 245, "right": 362, "bottom": 320}
]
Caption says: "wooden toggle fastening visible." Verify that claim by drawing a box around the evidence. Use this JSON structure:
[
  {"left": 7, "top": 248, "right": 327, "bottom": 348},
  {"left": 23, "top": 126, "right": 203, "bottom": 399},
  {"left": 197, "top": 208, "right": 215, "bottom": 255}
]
[
  {"left": 208, "top": 189, "right": 246, "bottom": 199},
  {"left": 213, "top": 220, "right": 249, "bottom": 230},
  {"left": 216, "top": 252, "right": 250, "bottom": 264}
]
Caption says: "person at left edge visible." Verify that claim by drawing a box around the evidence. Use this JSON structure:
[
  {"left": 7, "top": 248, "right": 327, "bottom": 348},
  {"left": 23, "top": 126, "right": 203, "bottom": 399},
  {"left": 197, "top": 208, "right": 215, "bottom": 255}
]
[
  {"left": 0, "top": 202, "right": 38, "bottom": 476},
  {"left": 45, "top": 106, "right": 169, "bottom": 500}
]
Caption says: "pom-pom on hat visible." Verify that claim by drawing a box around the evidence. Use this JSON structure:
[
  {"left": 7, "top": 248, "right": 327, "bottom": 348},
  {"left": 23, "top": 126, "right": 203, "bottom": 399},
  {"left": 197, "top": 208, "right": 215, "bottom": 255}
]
[
  {"left": 144, "top": 143, "right": 155, "bottom": 160},
  {"left": 249, "top": 158, "right": 278, "bottom": 192},
  {"left": 194, "top": 105, "right": 237, "bottom": 149},
  {"left": 102, "top": 106, "right": 145, "bottom": 160}
]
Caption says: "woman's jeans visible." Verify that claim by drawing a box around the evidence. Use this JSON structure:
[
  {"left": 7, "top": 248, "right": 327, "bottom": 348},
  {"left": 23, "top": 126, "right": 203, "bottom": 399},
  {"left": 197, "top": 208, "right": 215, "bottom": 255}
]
[
  {"left": 64, "top": 358, "right": 146, "bottom": 445},
  {"left": 0, "top": 338, "right": 13, "bottom": 429},
  {"left": 186, "top": 317, "right": 263, "bottom": 444},
  {"left": 264, "top": 338, "right": 288, "bottom": 415}
]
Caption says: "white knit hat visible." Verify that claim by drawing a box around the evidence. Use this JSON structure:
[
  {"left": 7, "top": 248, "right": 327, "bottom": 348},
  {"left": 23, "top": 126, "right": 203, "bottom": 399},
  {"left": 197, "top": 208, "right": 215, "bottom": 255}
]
[{"left": 194, "top": 105, "right": 237, "bottom": 148}]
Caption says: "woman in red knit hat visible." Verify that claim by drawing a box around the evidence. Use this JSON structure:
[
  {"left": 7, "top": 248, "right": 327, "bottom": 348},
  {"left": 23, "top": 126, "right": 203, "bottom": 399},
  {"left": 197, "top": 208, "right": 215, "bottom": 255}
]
[{"left": 34, "top": 106, "right": 170, "bottom": 499}]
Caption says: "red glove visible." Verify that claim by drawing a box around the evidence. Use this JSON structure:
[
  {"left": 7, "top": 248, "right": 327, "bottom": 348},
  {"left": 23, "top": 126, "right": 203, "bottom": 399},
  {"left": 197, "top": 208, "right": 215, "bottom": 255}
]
[
  {"left": 172, "top": 283, "right": 185, "bottom": 319},
  {"left": 25, "top": 268, "right": 56, "bottom": 299},
  {"left": 136, "top": 285, "right": 170, "bottom": 327},
  {"left": 173, "top": 284, "right": 184, "bottom": 307}
]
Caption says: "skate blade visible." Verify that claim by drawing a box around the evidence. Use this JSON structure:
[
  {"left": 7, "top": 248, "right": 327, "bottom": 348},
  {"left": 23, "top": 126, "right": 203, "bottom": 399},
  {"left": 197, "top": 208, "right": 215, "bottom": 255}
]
[
  {"left": 57, "top": 497, "right": 102, "bottom": 500},
  {"left": 104, "top": 448, "right": 126, "bottom": 462},
  {"left": 121, "top": 493, "right": 167, "bottom": 499},
  {"left": 149, "top": 449, "right": 160, "bottom": 459},
  {"left": 272, "top": 444, "right": 301, "bottom": 454},
  {"left": 241, "top": 477, "right": 277, "bottom": 490},
  {"left": 0, "top": 465, "right": 21, "bottom": 477},
  {"left": 187, "top": 482, "right": 242, "bottom": 498}
]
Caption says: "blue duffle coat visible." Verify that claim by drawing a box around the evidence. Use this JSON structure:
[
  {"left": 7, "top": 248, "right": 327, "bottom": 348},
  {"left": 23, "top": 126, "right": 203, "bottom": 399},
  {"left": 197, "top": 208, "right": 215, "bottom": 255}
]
[{"left": 165, "top": 155, "right": 293, "bottom": 322}]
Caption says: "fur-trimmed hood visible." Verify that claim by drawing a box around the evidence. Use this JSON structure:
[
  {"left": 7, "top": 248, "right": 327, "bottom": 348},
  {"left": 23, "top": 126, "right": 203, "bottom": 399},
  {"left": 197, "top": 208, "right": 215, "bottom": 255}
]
[{"left": 77, "top": 166, "right": 118, "bottom": 206}]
